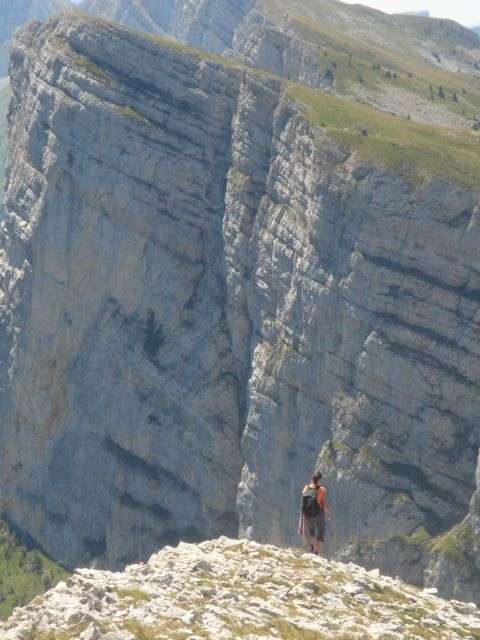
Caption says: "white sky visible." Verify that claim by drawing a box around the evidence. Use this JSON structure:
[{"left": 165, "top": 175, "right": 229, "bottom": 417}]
[{"left": 341, "top": 0, "right": 478, "bottom": 26}]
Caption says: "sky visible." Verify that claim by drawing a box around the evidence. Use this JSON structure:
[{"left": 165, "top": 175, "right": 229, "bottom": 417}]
[{"left": 341, "top": 0, "right": 478, "bottom": 25}]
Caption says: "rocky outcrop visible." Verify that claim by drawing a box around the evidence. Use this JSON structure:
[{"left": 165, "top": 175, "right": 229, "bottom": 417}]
[
  {"left": 0, "top": 1, "right": 74, "bottom": 218},
  {"left": 234, "top": 111, "right": 480, "bottom": 561},
  {"left": 2, "top": 537, "right": 480, "bottom": 639},
  {"left": 3, "top": 10, "right": 480, "bottom": 603},
  {"left": 230, "top": 14, "right": 334, "bottom": 90},
  {"left": 0, "top": 0, "right": 73, "bottom": 75},
  {"left": 0, "top": 77, "right": 9, "bottom": 216}
]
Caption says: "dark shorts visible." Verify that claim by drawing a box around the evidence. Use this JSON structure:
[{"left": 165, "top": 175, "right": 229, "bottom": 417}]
[{"left": 307, "top": 510, "right": 326, "bottom": 542}]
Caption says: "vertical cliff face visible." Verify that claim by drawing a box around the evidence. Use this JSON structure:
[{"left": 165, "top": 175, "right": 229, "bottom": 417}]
[
  {"left": 0, "top": 78, "right": 9, "bottom": 216},
  {"left": 233, "top": 127, "right": 480, "bottom": 548},
  {"left": 3, "top": 11, "right": 480, "bottom": 601},
  {"left": 2, "top": 13, "right": 252, "bottom": 568},
  {"left": 231, "top": 15, "right": 334, "bottom": 90}
]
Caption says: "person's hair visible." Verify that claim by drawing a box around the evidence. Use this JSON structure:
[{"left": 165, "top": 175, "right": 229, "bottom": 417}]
[{"left": 312, "top": 472, "right": 323, "bottom": 483}]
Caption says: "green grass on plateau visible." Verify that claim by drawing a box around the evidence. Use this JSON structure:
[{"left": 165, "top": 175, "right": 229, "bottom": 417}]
[{"left": 288, "top": 83, "right": 480, "bottom": 187}]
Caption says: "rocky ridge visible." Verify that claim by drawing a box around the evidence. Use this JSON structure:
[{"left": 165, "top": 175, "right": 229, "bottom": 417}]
[
  {"left": 0, "top": 0, "right": 73, "bottom": 75},
  {"left": 2, "top": 537, "right": 480, "bottom": 639},
  {"left": 0, "top": 1, "right": 73, "bottom": 218},
  {"left": 3, "top": 8, "right": 480, "bottom": 604},
  {"left": 78, "top": 0, "right": 480, "bottom": 126}
]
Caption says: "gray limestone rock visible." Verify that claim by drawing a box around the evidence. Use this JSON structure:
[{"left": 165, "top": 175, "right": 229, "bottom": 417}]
[
  {"left": 0, "top": 1, "right": 73, "bottom": 223},
  {"left": 231, "top": 15, "right": 332, "bottom": 89},
  {"left": 1, "top": 538, "right": 479, "bottom": 639},
  {"left": 2, "top": 9, "right": 480, "bottom": 604},
  {"left": 0, "top": 0, "right": 73, "bottom": 75},
  {"left": 0, "top": 76, "right": 9, "bottom": 217}
]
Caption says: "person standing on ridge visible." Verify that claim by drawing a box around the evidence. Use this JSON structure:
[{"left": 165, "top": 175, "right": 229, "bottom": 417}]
[{"left": 298, "top": 471, "right": 332, "bottom": 556}]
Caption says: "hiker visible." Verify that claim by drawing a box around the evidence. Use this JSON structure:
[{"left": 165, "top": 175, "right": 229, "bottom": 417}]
[{"left": 298, "top": 471, "right": 331, "bottom": 556}]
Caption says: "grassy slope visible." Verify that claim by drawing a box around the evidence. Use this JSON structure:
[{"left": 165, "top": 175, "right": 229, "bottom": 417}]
[
  {"left": 261, "top": 0, "right": 480, "bottom": 123},
  {"left": 0, "top": 520, "right": 68, "bottom": 619},
  {"left": 241, "top": 0, "right": 480, "bottom": 186},
  {"left": 288, "top": 82, "right": 480, "bottom": 187},
  {"left": 430, "top": 518, "right": 478, "bottom": 562},
  {"left": 0, "top": 78, "right": 9, "bottom": 215}
]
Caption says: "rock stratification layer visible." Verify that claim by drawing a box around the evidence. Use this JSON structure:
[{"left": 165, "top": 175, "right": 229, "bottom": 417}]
[
  {"left": 2, "top": 11, "right": 480, "bottom": 601},
  {"left": 1, "top": 538, "right": 480, "bottom": 640}
]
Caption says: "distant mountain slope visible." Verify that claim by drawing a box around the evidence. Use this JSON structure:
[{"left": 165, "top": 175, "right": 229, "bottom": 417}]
[
  {"left": 472, "top": 25, "right": 480, "bottom": 36},
  {"left": 248, "top": 0, "right": 480, "bottom": 127},
  {"left": 78, "top": 0, "right": 165, "bottom": 36},
  {"left": 79, "top": 0, "right": 255, "bottom": 53},
  {"left": 260, "top": 0, "right": 480, "bottom": 78},
  {"left": 0, "top": 0, "right": 74, "bottom": 75},
  {"left": 78, "top": 0, "right": 480, "bottom": 129},
  {"left": 78, "top": 0, "right": 480, "bottom": 70}
]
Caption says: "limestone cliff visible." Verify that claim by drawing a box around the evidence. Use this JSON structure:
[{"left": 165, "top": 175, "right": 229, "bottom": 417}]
[
  {"left": 0, "top": 77, "right": 9, "bottom": 216},
  {"left": 1, "top": 538, "right": 480, "bottom": 639},
  {"left": 3, "top": 10, "right": 480, "bottom": 604},
  {"left": 0, "top": 0, "right": 73, "bottom": 75},
  {"left": 0, "top": 0, "right": 73, "bottom": 219}
]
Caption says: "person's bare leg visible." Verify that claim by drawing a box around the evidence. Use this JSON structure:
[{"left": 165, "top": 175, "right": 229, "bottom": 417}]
[{"left": 314, "top": 541, "right": 324, "bottom": 556}]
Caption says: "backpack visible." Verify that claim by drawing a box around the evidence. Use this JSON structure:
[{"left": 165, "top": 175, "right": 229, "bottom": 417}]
[{"left": 301, "top": 488, "right": 320, "bottom": 518}]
